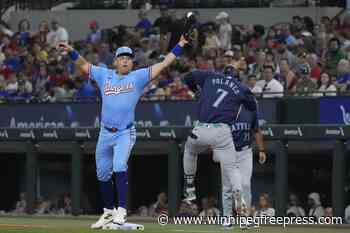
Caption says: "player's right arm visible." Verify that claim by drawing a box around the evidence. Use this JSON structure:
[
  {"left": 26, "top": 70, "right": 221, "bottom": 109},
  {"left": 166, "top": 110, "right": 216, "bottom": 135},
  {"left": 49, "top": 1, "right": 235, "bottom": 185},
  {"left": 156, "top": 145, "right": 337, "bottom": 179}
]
[
  {"left": 58, "top": 43, "right": 90, "bottom": 74},
  {"left": 251, "top": 110, "right": 266, "bottom": 164},
  {"left": 241, "top": 86, "right": 258, "bottom": 112},
  {"left": 58, "top": 42, "right": 106, "bottom": 87},
  {"left": 184, "top": 70, "right": 212, "bottom": 93}
]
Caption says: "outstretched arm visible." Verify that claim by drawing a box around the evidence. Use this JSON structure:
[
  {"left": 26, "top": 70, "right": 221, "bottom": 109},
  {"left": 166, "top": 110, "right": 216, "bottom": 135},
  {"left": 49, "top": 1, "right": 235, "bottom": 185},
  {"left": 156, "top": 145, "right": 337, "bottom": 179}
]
[
  {"left": 58, "top": 43, "right": 90, "bottom": 75},
  {"left": 255, "top": 129, "right": 266, "bottom": 164},
  {"left": 150, "top": 35, "right": 188, "bottom": 81}
]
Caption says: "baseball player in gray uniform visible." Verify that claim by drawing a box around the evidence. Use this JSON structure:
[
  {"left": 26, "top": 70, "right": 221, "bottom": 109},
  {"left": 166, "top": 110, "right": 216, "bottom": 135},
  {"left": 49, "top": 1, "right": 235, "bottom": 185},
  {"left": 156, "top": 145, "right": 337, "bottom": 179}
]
[
  {"left": 218, "top": 103, "right": 266, "bottom": 228},
  {"left": 183, "top": 65, "right": 258, "bottom": 219}
]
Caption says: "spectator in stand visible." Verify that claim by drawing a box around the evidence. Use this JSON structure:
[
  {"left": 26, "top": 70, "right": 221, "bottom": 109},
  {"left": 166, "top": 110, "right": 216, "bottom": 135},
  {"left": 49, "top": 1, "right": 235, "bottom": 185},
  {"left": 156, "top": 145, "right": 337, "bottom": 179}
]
[
  {"left": 307, "top": 53, "right": 322, "bottom": 81},
  {"left": 248, "top": 50, "right": 266, "bottom": 79},
  {"left": 57, "top": 193, "right": 72, "bottom": 215},
  {"left": 308, "top": 192, "right": 325, "bottom": 221},
  {"left": 324, "top": 38, "right": 347, "bottom": 76},
  {"left": 199, "top": 197, "right": 220, "bottom": 217},
  {"left": 223, "top": 50, "right": 234, "bottom": 67},
  {"left": 137, "top": 206, "right": 149, "bottom": 217},
  {"left": 254, "top": 193, "right": 275, "bottom": 217},
  {"left": 231, "top": 45, "right": 244, "bottom": 70},
  {"left": 216, "top": 12, "right": 232, "bottom": 51},
  {"left": 275, "top": 37, "right": 298, "bottom": 70},
  {"left": 53, "top": 82, "right": 75, "bottom": 102},
  {"left": 330, "top": 17, "right": 341, "bottom": 33},
  {"left": 46, "top": 19, "right": 69, "bottom": 48},
  {"left": 5, "top": 72, "right": 18, "bottom": 94},
  {"left": 16, "top": 72, "right": 33, "bottom": 100},
  {"left": 279, "top": 58, "right": 297, "bottom": 94},
  {"left": 135, "top": 9, "right": 152, "bottom": 38},
  {"left": 282, "top": 25, "right": 297, "bottom": 47},
  {"left": 36, "top": 20, "right": 50, "bottom": 45},
  {"left": 335, "top": 59, "right": 350, "bottom": 92},
  {"left": 12, "top": 192, "right": 26, "bottom": 214},
  {"left": 190, "top": 203, "right": 199, "bottom": 216},
  {"left": 74, "top": 77, "right": 97, "bottom": 101},
  {"left": 345, "top": 204, "right": 350, "bottom": 224},
  {"left": 86, "top": 20, "right": 102, "bottom": 45},
  {"left": 202, "top": 25, "right": 220, "bottom": 55},
  {"left": 295, "top": 64, "right": 317, "bottom": 96},
  {"left": 286, "top": 194, "right": 305, "bottom": 217},
  {"left": 246, "top": 74, "right": 262, "bottom": 95},
  {"left": 98, "top": 43, "right": 114, "bottom": 68},
  {"left": 324, "top": 207, "right": 333, "bottom": 218},
  {"left": 153, "top": 5, "right": 172, "bottom": 54},
  {"left": 35, "top": 197, "right": 52, "bottom": 215},
  {"left": 315, "top": 72, "right": 337, "bottom": 97},
  {"left": 177, "top": 201, "right": 193, "bottom": 217},
  {"left": 264, "top": 49, "right": 277, "bottom": 73},
  {"left": 169, "top": 76, "right": 192, "bottom": 100},
  {"left": 33, "top": 65, "right": 50, "bottom": 101},
  {"left": 134, "top": 37, "right": 153, "bottom": 67},
  {"left": 90, "top": 52, "right": 107, "bottom": 68},
  {"left": 257, "top": 65, "right": 284, "bottom": 98},
  {"left": 149, "top": 192, "right": 168, "bottom": 217},
  {"left": 339, "top": 14, "right": 350, "bottom": 40},
  {"left": 3, "top": 48, "right": 21, "bottom": 73},
  {"left": 292, "top": 16, "right": 304, "bottom": 33},
  {"left": 16, "top": 19, "right": 32, "bottom": 47}
]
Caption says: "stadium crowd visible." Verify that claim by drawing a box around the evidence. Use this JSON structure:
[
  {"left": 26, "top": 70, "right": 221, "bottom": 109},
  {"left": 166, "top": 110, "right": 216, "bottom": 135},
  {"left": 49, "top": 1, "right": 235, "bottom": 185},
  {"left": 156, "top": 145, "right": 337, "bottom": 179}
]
[{"left": 0, "top": 8, "right": 350, "bottom": 103}]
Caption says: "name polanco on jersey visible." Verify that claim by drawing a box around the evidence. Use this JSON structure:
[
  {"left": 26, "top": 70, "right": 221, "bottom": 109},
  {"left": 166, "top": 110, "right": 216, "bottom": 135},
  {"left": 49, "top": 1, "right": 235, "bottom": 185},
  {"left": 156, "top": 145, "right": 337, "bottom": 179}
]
[
  {"left": 232, "top": 122, "right": 251, "bottom": 132},
  {"left": 211, "top": 77, "right": 240, "bottom": 95}
]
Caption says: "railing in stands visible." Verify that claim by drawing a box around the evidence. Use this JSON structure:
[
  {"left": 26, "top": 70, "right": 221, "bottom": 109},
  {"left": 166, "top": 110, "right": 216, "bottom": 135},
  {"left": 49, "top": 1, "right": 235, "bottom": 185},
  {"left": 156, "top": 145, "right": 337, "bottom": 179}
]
[{"left": 0, "top": 0, "right": 77, "bottom": 20}]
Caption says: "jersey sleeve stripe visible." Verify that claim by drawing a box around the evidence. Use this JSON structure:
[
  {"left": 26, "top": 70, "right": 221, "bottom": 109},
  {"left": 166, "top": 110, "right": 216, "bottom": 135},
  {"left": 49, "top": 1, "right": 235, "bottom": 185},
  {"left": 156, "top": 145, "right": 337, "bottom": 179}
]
[
  {"left": 88, "top": 64, "right": 92, "bottom": 80},
  {"left": 148, "top": 66, "right": 152, "bottom": 81}
]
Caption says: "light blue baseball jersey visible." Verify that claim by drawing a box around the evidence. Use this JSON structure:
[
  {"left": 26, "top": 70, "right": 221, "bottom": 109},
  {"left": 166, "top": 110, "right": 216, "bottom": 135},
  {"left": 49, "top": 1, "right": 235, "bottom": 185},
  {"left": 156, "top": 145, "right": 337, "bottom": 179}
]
[{"left": 89, "top": 64, "right": 151, "bottom": 129}]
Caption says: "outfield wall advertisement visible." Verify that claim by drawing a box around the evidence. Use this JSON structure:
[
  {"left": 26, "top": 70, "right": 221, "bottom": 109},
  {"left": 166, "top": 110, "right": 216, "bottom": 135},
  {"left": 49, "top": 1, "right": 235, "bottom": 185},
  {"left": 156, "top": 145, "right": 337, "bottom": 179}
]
[
  {"left": 0, "top": 100, "right": 278, "bottom": 128},
  {"left": 319, "top": 97, "right": 350, "bottom": 125}
]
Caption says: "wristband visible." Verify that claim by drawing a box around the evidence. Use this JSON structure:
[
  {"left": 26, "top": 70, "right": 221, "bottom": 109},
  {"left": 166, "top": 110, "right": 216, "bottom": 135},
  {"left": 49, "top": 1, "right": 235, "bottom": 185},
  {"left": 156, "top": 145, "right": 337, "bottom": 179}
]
[
  {"left": 171, "top": 44, "right": 183, "bottom": 57},
  {"left": 69, "top": 50, "right": 80, "bottom": 61}
]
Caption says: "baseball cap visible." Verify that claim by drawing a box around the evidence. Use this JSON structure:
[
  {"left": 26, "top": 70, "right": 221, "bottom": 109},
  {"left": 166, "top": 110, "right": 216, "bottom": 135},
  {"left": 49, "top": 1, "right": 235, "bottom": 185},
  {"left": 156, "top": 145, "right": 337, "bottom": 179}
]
[
  {"left": 232, "top": 44, "right": 242, "bottom": 51},
  {"left": 299, "top": 64, "right": 311, "bottom": 75},
  {"left": 115, "top": 46, "right": 134, "bottom": 58},
  {"left": 89, "top": 20, "right": 98, "bottom": 28},
  {"left": 276, "top": 35, "right": 287, "bottom": 44},
  {"left": 223, "top": 64, "right": 236, "bottom": 76},
  {"left": 224, "top": 50, "right": 234, "bottom": 57},
  {"left": 216, "top": 12, "right": 229, "bottom": 20}
]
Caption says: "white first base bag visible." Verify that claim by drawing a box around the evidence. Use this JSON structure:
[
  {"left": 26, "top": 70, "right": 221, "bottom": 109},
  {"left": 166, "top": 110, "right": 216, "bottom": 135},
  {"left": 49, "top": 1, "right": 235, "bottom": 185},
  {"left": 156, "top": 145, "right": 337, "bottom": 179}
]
[{"left": 102, "top": 222, "right": 145, "bottom": 231}]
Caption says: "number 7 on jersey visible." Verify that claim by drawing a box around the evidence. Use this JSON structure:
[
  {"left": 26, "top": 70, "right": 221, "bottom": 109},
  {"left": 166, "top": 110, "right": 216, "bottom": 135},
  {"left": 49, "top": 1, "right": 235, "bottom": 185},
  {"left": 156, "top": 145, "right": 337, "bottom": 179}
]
[{"left": 212, "top": 88, "right": 228, "bottom": 108}]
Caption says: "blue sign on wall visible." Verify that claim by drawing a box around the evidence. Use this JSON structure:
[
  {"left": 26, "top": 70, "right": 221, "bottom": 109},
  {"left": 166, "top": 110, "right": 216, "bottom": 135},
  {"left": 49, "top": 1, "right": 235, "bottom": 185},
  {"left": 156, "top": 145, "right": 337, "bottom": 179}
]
[
  {"left": 319, "top": 97, "right": 350, "bottom": 125},
  {"left": 0, "top": 100, "right": 278, "bottom": 128}
]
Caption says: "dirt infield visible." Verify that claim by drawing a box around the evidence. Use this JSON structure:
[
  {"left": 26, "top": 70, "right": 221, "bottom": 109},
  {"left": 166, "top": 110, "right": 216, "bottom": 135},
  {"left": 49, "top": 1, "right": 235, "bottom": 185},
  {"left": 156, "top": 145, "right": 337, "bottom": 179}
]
[{"left": 0, "top": 223, "right": 49, "bottom": 228}]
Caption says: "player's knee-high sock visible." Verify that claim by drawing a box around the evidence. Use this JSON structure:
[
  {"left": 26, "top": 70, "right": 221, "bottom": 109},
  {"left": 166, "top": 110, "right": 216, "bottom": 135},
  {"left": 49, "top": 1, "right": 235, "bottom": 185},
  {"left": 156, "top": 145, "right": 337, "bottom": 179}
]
[
  {"left": 183, "top": 152, "right": 197, "bottom": 177},
  {"left": 183, "top": 152, "right": 197, "bottom": 188},
  {"left": 242, "top": 184, "right": 252, "bottom": 210},
  {"left": 115, "top": 171, "right": 128, "bottom": 208},
  {"left": 99, "top": 179, "right": 115, "bottom": 210}
]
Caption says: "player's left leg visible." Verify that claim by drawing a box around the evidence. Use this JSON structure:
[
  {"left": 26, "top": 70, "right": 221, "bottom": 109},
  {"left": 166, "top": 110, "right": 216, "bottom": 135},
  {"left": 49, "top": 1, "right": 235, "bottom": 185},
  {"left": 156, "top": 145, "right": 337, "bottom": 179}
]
[
  {"left": 112, "top": 126, "right": 137, "bottom": 225},
  {"left": 219, "top": 159, "right": 234, "bottom": 229},
  {"left": 91, "top": 128, "right": 117, "bottom": 229},
  {"left": 238, "top": 149, "right": 253, "bottom": 212},
  {"left": 183, "top": 126, "right": 210, "bottom": 203},
  {"left": 212, "top": 125, "right": 245, "bottom": 215}
]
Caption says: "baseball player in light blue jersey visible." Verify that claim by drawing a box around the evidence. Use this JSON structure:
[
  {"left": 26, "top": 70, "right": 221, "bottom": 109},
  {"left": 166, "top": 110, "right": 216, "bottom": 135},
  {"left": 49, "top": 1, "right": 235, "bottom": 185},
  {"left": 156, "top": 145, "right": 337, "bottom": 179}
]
[{"left": 59, "top": 36, "right": 188, "bottom": 229}]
